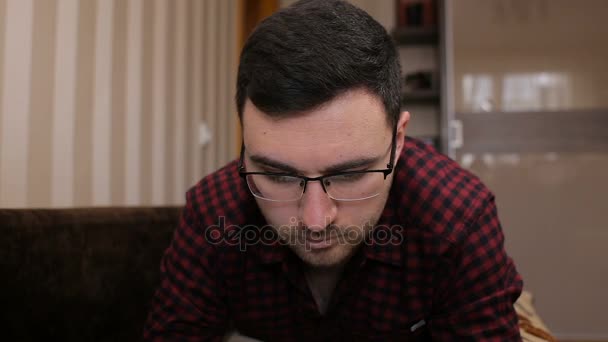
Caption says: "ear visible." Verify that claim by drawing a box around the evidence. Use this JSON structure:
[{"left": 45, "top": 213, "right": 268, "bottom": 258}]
[{"left": 393, "top": 111, "right": 410, "bottom": 166}]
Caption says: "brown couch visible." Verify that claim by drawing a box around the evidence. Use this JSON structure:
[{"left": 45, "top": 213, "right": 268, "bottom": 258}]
[
  {"left": 0, "top": 207, "right": 556, "bottom": 341},
  {"left": 0, "top": 207, "right": 181, "bottom": 341}
]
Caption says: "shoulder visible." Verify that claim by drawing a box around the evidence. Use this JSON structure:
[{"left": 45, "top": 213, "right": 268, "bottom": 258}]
[
  {"left": 182, "top": 160, "right": 267, "bottom": 262},
  {"left": 391, "top": 137, "right": 495, "bottom": 246},
  {"left": 185, "top": 160, "right": 257, "bottom": 226}
]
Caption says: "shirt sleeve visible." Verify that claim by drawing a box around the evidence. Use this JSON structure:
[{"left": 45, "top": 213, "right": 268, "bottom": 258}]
[
  {"left": 429, "top": 195, "right": 524, "bottom": 341},
  {"left": 143, "top": 195, "right": 228, "bottom": 341}
]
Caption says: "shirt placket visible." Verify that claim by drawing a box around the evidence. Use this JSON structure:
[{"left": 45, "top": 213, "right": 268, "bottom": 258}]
[
  {"left": 280, "top": 254, "right": 324, "bottom": 340},
  {"left": 284, "top": 248, "right": 369, "bottom": 341}
]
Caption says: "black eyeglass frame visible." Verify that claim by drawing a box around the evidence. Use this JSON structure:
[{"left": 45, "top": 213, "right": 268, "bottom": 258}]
[{"left": 237, "top": 124, "right": 398, "bottom": 200}]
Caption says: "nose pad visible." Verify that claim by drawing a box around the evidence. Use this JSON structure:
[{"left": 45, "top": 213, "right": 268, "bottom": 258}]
[
  {"left": 301, "top": 180, "right": 329, "bottom": 200},
  {"left": 302, "top": 179, "right": 328, "bottom": 195}
]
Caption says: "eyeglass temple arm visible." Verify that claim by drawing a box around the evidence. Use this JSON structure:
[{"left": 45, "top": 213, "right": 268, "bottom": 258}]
[
  {"left": 387, "top": 123, "right": 398, "bottom": 169},
  {"left": 238, "top": 142, "right": 246, "bottom": 171}
]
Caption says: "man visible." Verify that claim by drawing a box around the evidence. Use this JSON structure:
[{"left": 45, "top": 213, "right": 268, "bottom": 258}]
[{"left": 144, "top": 0, "right": 523, "bottom": 340}]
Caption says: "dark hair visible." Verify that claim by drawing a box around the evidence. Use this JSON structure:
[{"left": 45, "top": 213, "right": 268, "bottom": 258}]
[{"left": 235, "top": 0, "right": 401, "bottom": 128}]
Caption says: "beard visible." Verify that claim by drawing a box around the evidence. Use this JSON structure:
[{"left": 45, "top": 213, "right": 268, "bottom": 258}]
[{"left": 274, "top": 219, "right": 376, "bottom": 268}]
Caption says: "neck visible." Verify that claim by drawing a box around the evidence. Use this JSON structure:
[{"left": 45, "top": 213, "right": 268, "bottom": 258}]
[
  {"left": 304, "top": 262, "right": 347, "bottom": 315},
  {"left": 305, "top": 262, "right": 345, "bottom": 274}
]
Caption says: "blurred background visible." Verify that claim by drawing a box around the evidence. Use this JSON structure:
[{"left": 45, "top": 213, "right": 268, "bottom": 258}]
[{"left": 0, "top": 0, "right": 606, "bottom": 340}]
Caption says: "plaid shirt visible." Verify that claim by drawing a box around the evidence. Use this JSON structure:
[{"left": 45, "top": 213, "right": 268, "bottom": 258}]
[{"left": 144, "top": 137, "right": 523, "bottom": 341}]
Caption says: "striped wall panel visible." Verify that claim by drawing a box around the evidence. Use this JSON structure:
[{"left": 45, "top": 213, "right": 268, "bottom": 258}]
[{"left": 0, "top": 0, "right": 239, "bottom": 208}]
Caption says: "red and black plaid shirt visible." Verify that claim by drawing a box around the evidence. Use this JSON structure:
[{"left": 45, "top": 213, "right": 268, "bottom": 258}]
[{"left": 144, "top": 137, "right": 523, "bottom": 341}]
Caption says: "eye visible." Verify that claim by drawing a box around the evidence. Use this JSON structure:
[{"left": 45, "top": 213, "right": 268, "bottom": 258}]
[
  {"left": 326, "top": 172, "right": 366, "bottom": 184},
  {"left": 265, "top": 174, "right": 300, "bottom": 184}
]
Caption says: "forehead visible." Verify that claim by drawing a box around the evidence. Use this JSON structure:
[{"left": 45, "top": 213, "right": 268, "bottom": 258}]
[{"left": 242, "top": 89, "right": 392, "bottom": 172}]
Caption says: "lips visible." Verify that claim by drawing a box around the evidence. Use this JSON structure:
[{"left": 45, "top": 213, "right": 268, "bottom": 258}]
[
  {"left": 306, "top": 235, "right": 326, "bottom": 243},
  {"left": 305, "top": 237, "right": 335, "bottom": 250}
]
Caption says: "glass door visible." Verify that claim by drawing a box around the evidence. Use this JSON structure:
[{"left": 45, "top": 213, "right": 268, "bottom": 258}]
[{"left": 448, "top": 0, "right": 608, "bottom": 338}]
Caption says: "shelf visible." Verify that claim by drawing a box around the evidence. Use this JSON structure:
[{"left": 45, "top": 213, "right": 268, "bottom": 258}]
[
  {"left": 401, "top": 90, "right": 440, "bottom": 105},
  {"left": 392, "top": 27, "right": 438, "bottom": 46},
  {"left": 455, "top": 109, "right": 608, "bottom": 153}
]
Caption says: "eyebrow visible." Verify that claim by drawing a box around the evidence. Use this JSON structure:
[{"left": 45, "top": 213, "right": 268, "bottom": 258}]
[{"left": 248, "top": 154, "right": 383, "bottom": 175}]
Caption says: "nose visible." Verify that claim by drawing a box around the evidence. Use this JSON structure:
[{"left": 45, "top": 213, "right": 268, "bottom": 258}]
[{"left": 299, "top": 180, "right": 337, "bottom": 233}]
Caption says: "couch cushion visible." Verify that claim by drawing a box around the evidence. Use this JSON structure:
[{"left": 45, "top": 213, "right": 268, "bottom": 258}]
[{"left": 0, "top": 207, "right": 180, "bottom": 342}]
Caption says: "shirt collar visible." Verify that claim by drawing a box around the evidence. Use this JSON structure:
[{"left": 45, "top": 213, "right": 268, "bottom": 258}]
[
  {"left": 361, "top": 205, "right": 404, "bottom": 267},
  {"left": 361, "top": 231, "right": 403, "bottom": 267},
  {"left": 254, "top": 239, "right": 289, "bottom": 264}
]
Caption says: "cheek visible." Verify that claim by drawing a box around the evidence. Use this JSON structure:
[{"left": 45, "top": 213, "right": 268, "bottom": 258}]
[
  {"left": 255, "top": 200, "right": 299, "bottom": 227},
  {"left": 336, "top": 204, "right": 367, "bottom": 224},
  {"left": 336, "top": 196, "right": 388, "bottom": 226}
]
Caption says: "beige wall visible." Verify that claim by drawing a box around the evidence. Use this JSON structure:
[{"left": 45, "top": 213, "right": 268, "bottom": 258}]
[{"left": 0, "top": 0, "right": 239, "bottom": 208}]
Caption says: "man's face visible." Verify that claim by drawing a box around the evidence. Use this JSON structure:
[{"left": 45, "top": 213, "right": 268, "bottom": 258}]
[{"left": 242, "top": 89, "right": 401, "bottom": 268}]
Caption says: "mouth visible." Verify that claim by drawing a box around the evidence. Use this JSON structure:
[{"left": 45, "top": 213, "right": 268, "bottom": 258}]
[{"left": 305, "top": 236, "right": 335, "bottom": 250}]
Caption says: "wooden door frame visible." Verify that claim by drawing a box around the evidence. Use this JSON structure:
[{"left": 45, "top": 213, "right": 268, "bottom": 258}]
[{"left": 235, "top": 0, "right": 279, "bottom": 153}]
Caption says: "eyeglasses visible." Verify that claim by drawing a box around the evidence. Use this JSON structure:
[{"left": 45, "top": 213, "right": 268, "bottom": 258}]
[{"left": 238, "top": 126, "right": 397, "bottom": 202}]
